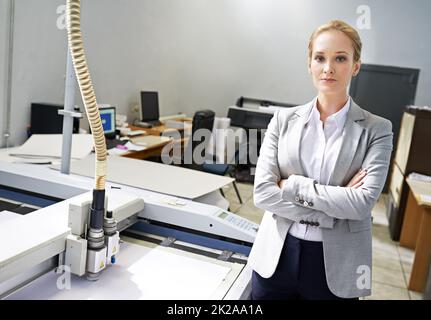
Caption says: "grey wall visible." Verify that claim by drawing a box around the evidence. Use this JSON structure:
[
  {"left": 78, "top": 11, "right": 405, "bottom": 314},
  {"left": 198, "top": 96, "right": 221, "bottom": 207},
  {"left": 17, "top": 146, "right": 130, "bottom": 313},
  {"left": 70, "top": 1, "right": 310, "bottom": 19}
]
[{"left": 1, "top": 0, "right": 431, "bottom": 146}]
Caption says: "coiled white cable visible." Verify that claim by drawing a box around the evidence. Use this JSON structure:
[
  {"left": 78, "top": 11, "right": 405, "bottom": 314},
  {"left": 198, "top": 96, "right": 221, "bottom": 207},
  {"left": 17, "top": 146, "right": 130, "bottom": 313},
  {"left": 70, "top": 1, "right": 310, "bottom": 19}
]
[{"left": 66, "top": 0, "right": 107, "bottom": 190}]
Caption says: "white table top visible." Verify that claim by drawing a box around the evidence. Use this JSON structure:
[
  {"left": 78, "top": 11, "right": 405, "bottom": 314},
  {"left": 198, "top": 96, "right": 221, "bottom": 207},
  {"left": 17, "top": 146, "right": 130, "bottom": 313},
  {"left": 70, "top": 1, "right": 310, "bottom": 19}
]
[
  {"left": 7, "top": 237, "right": 244, "bottom": 300},
  {"left": 51, "top": 154, "right": 234, "bottom": 199}
]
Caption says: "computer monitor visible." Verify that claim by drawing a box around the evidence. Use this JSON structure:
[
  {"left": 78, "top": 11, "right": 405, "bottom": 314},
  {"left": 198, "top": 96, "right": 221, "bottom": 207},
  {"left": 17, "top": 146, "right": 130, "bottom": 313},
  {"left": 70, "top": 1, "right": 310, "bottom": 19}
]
[
  {"left": 139, "top": 91, "right": 160, "bottom": 123},
  {"left": 30, "top": 103, "right": 80, "bottom": 135},
  {"left": 99, "top": 107, "right": 116, "bottom": 138}
]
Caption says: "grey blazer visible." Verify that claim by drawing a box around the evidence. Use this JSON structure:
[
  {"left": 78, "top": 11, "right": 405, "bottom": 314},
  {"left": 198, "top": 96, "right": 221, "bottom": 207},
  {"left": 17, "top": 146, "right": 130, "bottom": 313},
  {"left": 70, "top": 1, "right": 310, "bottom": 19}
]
[{"left": 248, "top": 99, "right": 393, "bottom": 298}]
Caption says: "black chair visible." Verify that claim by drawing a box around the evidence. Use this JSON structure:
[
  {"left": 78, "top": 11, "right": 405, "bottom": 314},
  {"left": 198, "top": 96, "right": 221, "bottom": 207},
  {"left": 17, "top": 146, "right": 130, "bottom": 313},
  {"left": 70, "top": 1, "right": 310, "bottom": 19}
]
[
  {"left": 182, "top": 110, "right": 243, "bottom": 204},
  {"left": 182, "top": 110, "right": 215, "bottom": 170},
  {"left": 202, "top": 155, "right": 243, "bottom": 204}
]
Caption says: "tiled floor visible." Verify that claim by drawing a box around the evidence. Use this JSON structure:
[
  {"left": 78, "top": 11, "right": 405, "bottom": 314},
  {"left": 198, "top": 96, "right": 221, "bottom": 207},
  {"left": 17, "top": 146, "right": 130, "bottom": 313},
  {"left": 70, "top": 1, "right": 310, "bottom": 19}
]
[{"left": 222, "top": 182, "right": 424, "bottom": 300}]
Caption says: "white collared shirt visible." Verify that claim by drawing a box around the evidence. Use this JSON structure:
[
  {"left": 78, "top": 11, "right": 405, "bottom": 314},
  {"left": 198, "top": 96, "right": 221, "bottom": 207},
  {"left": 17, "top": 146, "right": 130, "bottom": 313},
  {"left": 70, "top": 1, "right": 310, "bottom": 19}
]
[{"left": 288, "top": 97, "right": 351, "bottom": 241}]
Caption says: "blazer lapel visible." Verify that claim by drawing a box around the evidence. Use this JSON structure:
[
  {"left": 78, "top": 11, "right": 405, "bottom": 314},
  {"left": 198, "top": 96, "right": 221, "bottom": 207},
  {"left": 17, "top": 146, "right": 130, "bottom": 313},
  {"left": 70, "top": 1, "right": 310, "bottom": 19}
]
[
  {"left": 328, "top": 101, "right": 365, "bottom": 186},
  {"left": 285, "top": 101, "right": 313, "bottom": 176}
]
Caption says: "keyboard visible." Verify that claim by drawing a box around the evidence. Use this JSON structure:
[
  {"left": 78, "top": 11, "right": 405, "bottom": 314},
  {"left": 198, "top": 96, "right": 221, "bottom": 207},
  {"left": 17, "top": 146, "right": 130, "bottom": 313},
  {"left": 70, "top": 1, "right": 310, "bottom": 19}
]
[
  {"left": 127, "top": 130, "right": 147, "bottom": 137},
  {"left": 147, "top": 120, "right": 163, "bottom": 126},
  {"left": 133, "top": 119, "right": 163, "bottom": 128}
]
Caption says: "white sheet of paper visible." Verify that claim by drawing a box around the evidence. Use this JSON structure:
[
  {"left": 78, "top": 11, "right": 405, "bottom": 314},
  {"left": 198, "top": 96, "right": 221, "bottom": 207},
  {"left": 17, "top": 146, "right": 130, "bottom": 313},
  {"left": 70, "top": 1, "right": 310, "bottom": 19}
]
[
  {"left": 130, "top": 135, "right": 171, "bottom": 147},
  {"left": 7, "top": 240, "right": 239, "bottom": 300},
  {"left": 124, "top": 141, "right": 146, "bottom": 151},
  {"left": 420, "top": 194, "right": 431, "bottom": 204},
  {"left": 0, "top": 211, "right": 22, "bottom": 223},
  {"left": 108, "top": 147, "right": 130, "bottom": 156},
  {"left": 9, "top": 134, "right": 94, "bottom": 159},
  {"left": 409, "top": 172, "right": 431, "bottom": 183},
  {"left": 0, "top": 148, "right": 53, "bottom": 164}
]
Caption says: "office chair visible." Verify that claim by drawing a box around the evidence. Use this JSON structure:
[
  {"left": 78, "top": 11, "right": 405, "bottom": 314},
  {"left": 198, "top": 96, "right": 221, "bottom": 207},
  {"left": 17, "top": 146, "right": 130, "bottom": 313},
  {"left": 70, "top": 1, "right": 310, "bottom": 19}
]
[
  {"left": 202, "top": 156, "right": 243, "bottom": 204},
  {"left": 181, "top": 110, "right": 215, "bottom": 170},
  {"left": 182, "top": 110, "right": 243, "bottom": 204}
]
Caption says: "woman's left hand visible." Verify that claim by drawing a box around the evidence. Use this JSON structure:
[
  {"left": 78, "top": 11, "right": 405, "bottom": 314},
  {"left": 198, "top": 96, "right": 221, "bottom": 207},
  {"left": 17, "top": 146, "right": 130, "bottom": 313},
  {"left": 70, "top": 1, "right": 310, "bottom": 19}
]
[{"left": 278, "top": 179, "right": 288, "bottom": 189}]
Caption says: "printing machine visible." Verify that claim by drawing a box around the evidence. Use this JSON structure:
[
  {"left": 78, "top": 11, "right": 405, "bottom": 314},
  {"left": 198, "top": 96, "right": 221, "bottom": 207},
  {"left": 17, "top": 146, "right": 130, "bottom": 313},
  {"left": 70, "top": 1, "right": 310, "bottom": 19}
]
[
  {"left": 0, "top": 158, "right": 258, "bottom": 299},
  {"left": 0, "top": 0, "right": 260, "bottom": 300}
]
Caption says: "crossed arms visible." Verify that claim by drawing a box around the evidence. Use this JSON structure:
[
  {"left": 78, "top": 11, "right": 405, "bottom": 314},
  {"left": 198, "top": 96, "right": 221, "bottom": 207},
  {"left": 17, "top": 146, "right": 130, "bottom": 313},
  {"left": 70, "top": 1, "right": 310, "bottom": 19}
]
[{"left": 253, "top": 111, "right": 393, "bottom": 228}]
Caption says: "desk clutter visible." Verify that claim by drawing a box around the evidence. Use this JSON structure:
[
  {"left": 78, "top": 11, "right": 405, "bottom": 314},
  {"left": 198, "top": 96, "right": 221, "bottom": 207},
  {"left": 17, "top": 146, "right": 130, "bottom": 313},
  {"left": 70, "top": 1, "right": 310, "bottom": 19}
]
[
  {"left": 131, "top": 135, "right": 172, "bottom": 147},
  {"left": 108, "top": 136, "right": 173, "bottom": 156}
]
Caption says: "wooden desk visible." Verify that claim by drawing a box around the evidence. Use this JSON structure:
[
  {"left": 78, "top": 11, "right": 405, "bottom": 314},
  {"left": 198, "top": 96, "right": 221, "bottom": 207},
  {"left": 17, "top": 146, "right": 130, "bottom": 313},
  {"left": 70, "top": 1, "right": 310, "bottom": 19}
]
[
  {"left": 120, "top": 121, "right": 191, "bottom": 160},
  {"left": 399, "top": 178, "right": 431, "bottom": 292},
  {"left": 129, "top": 118, "right": 192, "bottom": 137},
  {"left": 121, "top": 136, "right": 172, "bottom": 160}
]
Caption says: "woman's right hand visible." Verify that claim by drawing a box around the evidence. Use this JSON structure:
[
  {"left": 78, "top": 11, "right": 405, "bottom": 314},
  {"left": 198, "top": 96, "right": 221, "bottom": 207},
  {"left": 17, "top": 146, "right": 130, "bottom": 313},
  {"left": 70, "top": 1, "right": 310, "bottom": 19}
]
[{"left": 345, "top": 169, "right": 367, "bottom": 189}]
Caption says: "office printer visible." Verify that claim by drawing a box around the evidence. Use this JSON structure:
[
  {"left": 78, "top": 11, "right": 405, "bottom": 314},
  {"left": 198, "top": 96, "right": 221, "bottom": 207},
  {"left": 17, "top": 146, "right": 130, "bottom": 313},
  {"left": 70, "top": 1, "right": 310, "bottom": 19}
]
[{"left": 227, "top": 96, "right": 296, "bottom": 183}]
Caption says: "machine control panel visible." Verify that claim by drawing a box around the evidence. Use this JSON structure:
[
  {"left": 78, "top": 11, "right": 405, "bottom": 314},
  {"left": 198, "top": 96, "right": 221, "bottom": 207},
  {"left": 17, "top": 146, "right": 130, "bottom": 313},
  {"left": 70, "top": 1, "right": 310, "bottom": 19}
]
[{"left": 216, "top": 211, "right": 259, "bottom": 233}]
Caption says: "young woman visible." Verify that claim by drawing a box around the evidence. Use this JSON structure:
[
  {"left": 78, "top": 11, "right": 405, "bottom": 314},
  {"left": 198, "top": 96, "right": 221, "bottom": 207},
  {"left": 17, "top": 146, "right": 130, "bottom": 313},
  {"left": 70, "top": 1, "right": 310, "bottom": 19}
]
[{"left": 248, "top": 20, "right": 393, "bottom": 300}]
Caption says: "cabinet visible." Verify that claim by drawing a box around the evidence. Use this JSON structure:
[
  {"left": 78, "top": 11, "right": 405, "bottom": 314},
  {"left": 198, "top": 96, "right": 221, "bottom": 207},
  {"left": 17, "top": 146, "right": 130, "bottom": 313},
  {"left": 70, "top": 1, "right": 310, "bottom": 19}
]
[
  {"left": 387, "top": 107, "right": 431, "bottom": 241},
  {"left": 399, "top": 179, "right": 431, "bottom": 292}
]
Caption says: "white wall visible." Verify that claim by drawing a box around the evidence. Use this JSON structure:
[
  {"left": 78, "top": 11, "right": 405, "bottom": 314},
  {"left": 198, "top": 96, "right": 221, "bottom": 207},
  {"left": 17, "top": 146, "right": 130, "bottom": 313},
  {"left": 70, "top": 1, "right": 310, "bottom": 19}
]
[
  {"left": 0, "top": 0, "right": 9, "bottom": 146},
  {"left": 1, "top": 0, "right": 431, "bottom": 146}
]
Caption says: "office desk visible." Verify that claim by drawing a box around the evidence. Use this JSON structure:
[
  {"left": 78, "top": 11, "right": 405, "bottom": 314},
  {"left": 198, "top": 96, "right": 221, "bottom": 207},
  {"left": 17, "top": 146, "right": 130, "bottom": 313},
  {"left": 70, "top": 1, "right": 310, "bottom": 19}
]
[
  {"left": 121, "top": 144, "right": 166, "bottom": 160},
  {"left": 123, "top": 121, "right": 191, "bottom": 160},
  {"left": 129, "top": 118, "right": 192, "bottom": 137},
  {"left": 399, "top": 178, "right": 431, "bottom": 292},
  {"left": 121, "top": 135, "right": 173, "bottom": 160}
]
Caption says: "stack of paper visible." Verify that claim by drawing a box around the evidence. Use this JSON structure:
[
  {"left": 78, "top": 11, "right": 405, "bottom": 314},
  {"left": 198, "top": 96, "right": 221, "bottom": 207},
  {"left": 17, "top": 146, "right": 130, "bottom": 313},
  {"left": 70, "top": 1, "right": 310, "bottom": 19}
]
[
  {"left": 107, "top": 136, "right": 172, "bottom": 157},
  {"left": 408, "top": 172, "right": 431, "bottom": 183},
  {"left": 130, "top": 135, "right": 172, "bottom": 147}
]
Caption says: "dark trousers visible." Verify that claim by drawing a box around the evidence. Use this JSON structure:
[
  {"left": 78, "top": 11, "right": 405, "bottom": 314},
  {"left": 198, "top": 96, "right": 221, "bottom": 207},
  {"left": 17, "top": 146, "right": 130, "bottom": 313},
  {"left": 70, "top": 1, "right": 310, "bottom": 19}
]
[{"left": 251, "top": 234, "right": 357, "bottom": 300}]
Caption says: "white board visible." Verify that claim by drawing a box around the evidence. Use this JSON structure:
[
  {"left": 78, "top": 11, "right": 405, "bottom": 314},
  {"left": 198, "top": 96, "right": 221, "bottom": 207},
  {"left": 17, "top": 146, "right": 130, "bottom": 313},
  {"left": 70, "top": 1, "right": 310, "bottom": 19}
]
[
  {"left": 9, "top": 134, "right": 94, "bottom": 159},
  {"left": 51, "top": 154, "right": 234, "bottom": 199}
]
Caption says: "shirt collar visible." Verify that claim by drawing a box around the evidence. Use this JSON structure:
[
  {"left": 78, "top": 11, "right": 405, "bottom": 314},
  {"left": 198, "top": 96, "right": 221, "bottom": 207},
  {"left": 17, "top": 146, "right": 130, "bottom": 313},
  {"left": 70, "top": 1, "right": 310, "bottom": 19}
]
[{"left": 305, "top": 97, "right": 351, "bottom": 129}]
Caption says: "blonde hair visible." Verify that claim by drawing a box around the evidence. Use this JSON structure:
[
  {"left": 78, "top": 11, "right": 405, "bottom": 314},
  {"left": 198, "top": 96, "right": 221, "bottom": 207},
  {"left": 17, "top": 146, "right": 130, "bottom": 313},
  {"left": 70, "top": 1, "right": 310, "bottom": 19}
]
[{"left": 308, "top": 20, "right": 362, "bottom": 63}]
